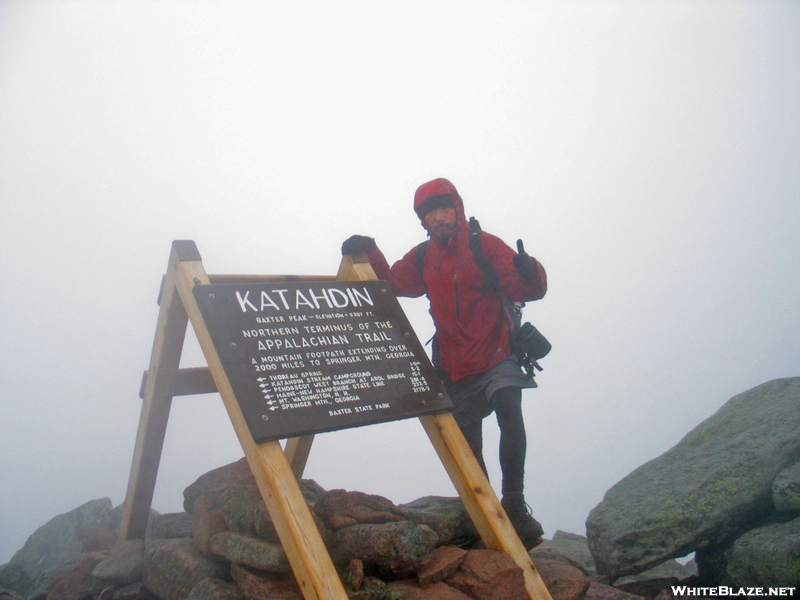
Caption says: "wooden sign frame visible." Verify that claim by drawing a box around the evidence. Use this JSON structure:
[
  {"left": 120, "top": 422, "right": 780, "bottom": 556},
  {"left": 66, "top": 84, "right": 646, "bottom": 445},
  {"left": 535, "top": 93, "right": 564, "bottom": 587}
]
[{"left": 120, "top": 240, "right": 552, "bottom": 600}]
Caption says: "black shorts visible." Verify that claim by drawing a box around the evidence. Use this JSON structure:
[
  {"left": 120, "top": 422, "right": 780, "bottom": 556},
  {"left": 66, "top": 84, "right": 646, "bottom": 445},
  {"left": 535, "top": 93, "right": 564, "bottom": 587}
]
[{"left": 444, "top": 356, "right": 537, "bottom": 426}]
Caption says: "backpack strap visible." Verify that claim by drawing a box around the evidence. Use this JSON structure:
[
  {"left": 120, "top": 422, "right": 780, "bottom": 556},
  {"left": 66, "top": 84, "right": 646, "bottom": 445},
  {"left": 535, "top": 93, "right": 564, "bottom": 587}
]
[
  {"left": 414, "top": 240, "right": 429, "bottom": 293},
  {"left": 468, "top": 218, "right": 529, "bottom": 372},
  {"left": 467, "top": 217, "right": 498, "bottom": 292}
]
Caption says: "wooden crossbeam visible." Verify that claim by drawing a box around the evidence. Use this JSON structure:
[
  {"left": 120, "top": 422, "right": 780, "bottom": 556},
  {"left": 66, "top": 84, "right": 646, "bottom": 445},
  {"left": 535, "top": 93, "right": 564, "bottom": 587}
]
[
  {"left": 207, "top": 274, "right": 338, "bottom": 284},
  {"left": 139, "top": 367, "right": 215, "bottom": 398}
]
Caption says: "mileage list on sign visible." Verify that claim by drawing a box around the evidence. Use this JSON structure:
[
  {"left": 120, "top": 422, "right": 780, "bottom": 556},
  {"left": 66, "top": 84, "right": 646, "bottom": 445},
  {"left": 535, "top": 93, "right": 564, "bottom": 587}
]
[{"left": 193, "top": 281, "right": 453, "bottom": 442}]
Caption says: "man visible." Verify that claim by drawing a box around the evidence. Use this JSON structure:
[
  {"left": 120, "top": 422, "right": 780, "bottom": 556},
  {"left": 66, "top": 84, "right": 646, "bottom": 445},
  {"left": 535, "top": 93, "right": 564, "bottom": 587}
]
[{"left": 341, "top": 177, "right": 548, "bottom": 549}]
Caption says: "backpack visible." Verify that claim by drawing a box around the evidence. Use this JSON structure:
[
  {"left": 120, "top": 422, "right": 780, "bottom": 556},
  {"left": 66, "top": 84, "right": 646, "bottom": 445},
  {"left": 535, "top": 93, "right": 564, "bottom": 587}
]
[{"left": 414, "top": 217, "right": 550, "bottom": 378}]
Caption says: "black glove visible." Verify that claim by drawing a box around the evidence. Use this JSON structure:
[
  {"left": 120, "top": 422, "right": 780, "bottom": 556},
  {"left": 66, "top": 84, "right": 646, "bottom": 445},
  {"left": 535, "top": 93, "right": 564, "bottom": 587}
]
[
  {"left": 513, "top": 239, "right": 536, "bottom": 280},
  {"left": 341, "top": 235, "right": 375, "bottom": 256}
]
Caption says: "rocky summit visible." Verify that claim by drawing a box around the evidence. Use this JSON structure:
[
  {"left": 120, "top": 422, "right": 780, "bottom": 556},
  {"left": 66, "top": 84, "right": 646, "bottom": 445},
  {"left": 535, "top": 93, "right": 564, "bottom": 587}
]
[
  {"left": 586, "top": 377, "right": 800, "bottom": 585},
  {"left": 1, "top": 458, "right": 692, "bottom": 600},
  {"left": 3, "top": 378, "right": 798, "bottom": 599}
]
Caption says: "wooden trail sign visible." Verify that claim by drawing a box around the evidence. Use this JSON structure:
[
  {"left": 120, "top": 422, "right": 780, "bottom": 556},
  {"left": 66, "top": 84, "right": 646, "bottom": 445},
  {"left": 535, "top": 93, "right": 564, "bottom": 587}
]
[
  {"left": 120, "top": 240, "right": 553, "bottom": 600},
  {"left": 192, "top": 280, "right": 453, "bottom": 441}
]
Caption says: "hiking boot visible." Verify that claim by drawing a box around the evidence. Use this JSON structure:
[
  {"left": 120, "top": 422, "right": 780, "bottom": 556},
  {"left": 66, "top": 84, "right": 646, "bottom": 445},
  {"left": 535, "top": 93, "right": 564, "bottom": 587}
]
[{"left": 501, "top": 492, "right": 544, "bottom": 550}]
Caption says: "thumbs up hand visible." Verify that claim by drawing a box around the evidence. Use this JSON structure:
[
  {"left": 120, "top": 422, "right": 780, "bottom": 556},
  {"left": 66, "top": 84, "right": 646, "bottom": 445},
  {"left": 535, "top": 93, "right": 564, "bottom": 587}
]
[{"left": 513, "top": 239, "right": 536, "bottom": 280}]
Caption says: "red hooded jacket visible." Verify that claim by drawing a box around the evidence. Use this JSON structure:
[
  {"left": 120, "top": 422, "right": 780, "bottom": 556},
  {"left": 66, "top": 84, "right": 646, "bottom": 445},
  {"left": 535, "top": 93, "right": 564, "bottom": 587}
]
[{"left": 367, "top": 178, "right": 547, "bottom": 381}]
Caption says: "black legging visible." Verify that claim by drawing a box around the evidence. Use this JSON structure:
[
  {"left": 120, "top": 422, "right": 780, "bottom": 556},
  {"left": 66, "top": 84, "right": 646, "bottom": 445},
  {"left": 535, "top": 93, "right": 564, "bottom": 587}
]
[{"left": 458, "top": 386, "right": 526, "bottom": 495}]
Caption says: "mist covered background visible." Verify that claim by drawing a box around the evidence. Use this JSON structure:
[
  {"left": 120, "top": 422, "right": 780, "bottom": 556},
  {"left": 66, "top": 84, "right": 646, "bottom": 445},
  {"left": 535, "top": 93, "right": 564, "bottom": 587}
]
[{"left": 1, "top": 0, "right": 798, "bottom": 564}]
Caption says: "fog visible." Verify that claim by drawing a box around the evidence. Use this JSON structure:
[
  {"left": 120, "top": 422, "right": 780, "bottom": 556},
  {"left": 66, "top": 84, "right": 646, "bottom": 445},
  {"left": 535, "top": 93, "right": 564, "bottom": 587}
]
[{"left": 1, "top": 0, "right": 798, "bottom": 564}]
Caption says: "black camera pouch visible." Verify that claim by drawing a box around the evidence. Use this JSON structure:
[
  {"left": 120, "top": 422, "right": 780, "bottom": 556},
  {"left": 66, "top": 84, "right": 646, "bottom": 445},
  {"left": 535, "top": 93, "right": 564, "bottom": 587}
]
[{"left": 517, "top": 322, "right": 552, "bottom": 361}]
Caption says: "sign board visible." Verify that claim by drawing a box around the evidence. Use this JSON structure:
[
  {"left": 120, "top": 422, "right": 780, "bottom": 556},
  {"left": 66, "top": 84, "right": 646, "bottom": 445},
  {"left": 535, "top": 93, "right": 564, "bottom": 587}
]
[{"left": 193, "top": 280, "right": 452, "bottom": 442}]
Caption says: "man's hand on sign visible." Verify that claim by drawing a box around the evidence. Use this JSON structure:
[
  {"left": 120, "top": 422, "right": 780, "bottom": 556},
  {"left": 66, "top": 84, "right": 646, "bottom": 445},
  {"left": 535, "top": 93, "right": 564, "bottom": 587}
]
[
  {"left": 513, "top": 239, "right": 537, "bottom": 280},
  {"left": 342, "top": 235, "right": 376, "bottom": 256}
]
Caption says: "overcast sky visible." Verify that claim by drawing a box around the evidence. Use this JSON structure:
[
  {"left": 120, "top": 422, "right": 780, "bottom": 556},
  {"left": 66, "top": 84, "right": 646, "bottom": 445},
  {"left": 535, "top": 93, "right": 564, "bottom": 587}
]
[{"left": 1, "top": 0, "right": 798, "bottom": 564}]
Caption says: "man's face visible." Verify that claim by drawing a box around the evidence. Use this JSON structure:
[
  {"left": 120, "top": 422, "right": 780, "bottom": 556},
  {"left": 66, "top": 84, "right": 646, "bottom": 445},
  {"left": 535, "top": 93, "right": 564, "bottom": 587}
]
[{"left": 424, "top": 206, "right": 458, "bottom": 242}]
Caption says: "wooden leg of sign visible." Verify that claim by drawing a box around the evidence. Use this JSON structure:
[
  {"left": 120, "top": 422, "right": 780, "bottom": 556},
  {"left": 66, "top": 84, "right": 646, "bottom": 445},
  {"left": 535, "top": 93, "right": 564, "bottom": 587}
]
[
  {"left": 420, "top": 413, "right": 553, "bottom": 600},
  {"left": 284, "top": 435, "right": 315, "bottom": 478},
  {"left": 119, "top": 241, "right": 201, "bottom": 541},
  {"left": 175, "top": 259, "right": 348, "bottom": 600}
]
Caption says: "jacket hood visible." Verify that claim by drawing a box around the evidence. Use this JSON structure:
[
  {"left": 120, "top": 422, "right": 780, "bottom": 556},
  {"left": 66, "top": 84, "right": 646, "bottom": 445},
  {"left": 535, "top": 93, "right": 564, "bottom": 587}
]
[{"left": 413, "top": 178, "right": 466, "bottom": 230}]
